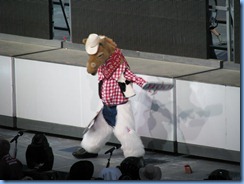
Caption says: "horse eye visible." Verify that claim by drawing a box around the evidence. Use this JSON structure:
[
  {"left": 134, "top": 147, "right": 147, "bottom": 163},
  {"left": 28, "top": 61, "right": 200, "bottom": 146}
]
[{"left": 97, "top": 53, "right": 104, "bottom": 58}]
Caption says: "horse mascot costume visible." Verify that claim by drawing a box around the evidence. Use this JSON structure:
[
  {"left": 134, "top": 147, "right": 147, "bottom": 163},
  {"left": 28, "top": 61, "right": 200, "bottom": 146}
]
[{"left": 72, "top": 33, "right": 172, "bottom": 159}]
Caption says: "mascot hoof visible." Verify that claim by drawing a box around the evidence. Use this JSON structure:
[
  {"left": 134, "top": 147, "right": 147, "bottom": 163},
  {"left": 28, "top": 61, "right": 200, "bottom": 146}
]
[{"left": 72, "top": 148, "right": 98, "bottom": 159}]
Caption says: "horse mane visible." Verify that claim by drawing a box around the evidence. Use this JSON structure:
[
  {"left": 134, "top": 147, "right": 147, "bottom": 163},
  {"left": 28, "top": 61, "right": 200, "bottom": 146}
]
[{"left": 101, "top": 36, "right": 117, "bottom": 54}]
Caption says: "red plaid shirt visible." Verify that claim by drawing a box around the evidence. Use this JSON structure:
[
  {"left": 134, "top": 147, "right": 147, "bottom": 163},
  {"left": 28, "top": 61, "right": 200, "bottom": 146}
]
[{"left": 98, "top": 49, "right": 146, "bottom": 106}]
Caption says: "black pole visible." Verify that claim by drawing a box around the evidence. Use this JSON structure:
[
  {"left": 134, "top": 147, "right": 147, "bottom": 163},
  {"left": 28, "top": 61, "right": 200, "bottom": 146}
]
[
  {"left": 59, "top": 0, "right": 70, "bottom": 34},
  {"left": 13, "top": 139, "right": 17, "bottom": 158},
  {"left": 106, "top": 152, "right": 113, "bottom": 168}
]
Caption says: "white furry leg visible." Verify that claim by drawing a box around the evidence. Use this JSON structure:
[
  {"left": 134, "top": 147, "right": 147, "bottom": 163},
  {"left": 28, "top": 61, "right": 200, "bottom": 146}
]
[
  {"left": 113, "top": 102, "right": 145, "bottom": 158},
  {"left": 81, "top": 110, "right": 113, "bottom": 153}
]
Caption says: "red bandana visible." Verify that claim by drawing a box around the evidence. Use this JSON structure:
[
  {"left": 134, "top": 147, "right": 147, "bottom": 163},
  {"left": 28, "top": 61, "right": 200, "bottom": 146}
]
[{"left": 100, "top": 48, "right": 122, "bottom": 79}]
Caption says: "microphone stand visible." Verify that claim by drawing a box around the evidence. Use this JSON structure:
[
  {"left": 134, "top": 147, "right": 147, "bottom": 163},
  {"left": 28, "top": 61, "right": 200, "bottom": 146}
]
[
  {"left": 105, "top": 145, "right": 121, "bottom": 168},
  {"left": 106, "top": 151, "right": 113, "bottom": 168},
  {"left": 10, "top": 131, "right": 23, "bottom": 158},
  {"left": 13, "top": 138, "right": 18, "bottom": 159}
]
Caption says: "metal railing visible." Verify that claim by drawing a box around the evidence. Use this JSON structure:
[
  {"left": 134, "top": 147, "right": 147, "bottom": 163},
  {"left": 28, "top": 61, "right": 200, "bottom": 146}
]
[{"left": 210, "top": 0, "right": 239, "bottom": 63}]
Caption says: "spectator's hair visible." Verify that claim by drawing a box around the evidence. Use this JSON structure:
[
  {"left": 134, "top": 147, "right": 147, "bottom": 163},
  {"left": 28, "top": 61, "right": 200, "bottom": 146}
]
[
  {"left": 206, "top": 169, "right": 232, "bottom": 180},
  {"left": 67, "top": 160, "right": 94, "bottom": 180},
  {"left": 0, "top": 138, "right": 10, "bottom": 158},
  {"left": 119, "top": 174, "right": 133, "bottom": 180},
  {"left": 119, "top": 157, "right": 145, "bottom": 180},
  {"left": 31, "top": 133, "right": 49, "bottom": 147}
]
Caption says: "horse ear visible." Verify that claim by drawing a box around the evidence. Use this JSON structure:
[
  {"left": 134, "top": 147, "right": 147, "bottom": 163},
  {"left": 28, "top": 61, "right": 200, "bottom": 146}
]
[
  {"left": 104, "top": 37, "right": 117, "bottom": 48},
  {"left": 82, "top": 38, "right": 87, "bottom": 44}
]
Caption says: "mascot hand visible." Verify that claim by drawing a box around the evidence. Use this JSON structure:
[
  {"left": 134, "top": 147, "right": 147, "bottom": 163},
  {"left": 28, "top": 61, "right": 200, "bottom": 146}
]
[
  {"left": 142, "top": 82, "right": 161, "bottom": 95},
  {"left": 143, "top": 82, "right": 174, "bottom": 91}
]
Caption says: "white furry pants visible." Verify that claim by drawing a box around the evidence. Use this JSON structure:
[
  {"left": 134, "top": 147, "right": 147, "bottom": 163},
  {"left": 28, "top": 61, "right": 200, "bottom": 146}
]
[{"left": 81, "top": 101, "right": 145, "bottom": 158}]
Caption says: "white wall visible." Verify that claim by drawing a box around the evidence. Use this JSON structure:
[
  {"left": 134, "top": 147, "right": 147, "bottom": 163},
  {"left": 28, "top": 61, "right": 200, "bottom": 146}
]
[
  {"left": 0, "top": 56, "right": 240, "bottom": 154},
  {"left": 225, "top": 86, "right": 240, "bottom": 151},
  {"left": 0, "top": 56, "right": 13, "bottom": 117},
  {"left": 14, "top": 58, "right": 175, "bottom": 142},
  {"left": 176, "top": 80, "right": 240, "bottom": 151},
  {"left": 14, "top": 58, "right": 100, "bottom": 127}
]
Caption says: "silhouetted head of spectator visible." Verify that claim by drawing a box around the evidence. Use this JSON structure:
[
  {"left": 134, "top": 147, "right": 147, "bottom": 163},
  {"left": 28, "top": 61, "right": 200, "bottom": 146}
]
[
  {"left": 139, "top": 164, "right": 162, "bottom": 180},
  {"left": 119, "top": 157, "right": 145, "bottom": 180},
  {"left": 0, "top": 138, "right": 24, "bottom": 180},
  {"left": 0, "top": 138, "right": 10, "bottom": 159},
  {"left": 31, "top": 133, "right": 49, "bottom": 147},
  {"left": 206, "top": 169, "right": 232, "bottom": 180},
  {"left": 119, "top": 174, "right": 133, "bottom": 180},
  {"left": 67, "top": 160, "right": 94, "bottom": 180}
]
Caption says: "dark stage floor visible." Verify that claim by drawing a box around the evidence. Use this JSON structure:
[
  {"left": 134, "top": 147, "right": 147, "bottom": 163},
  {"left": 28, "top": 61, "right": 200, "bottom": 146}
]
[{"left": 0, "top": 127, "right": 241, "bottom": 181}]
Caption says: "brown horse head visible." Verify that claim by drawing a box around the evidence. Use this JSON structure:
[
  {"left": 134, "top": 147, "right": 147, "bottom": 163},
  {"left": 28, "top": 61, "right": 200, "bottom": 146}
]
[{"left": 83, "top": 34, "right": 117, "bottom": 75}]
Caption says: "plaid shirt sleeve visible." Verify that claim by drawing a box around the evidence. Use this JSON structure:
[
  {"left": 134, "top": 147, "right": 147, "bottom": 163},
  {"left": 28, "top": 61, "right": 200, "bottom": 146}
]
[{"left": 124, "top": 68, "right": 147, "bottom": 87}]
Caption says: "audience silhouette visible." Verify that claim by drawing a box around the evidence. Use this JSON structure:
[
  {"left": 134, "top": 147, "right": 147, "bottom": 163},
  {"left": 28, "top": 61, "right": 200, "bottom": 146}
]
[
  {"left": 0, "top": 138, "right": 24, "bottom": 180},
  {"left": 67, "top": 160, "right": 94, "bottom": 180}
]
